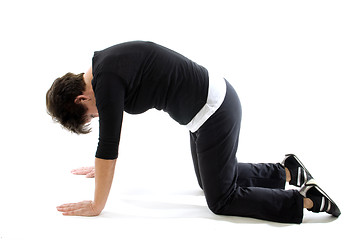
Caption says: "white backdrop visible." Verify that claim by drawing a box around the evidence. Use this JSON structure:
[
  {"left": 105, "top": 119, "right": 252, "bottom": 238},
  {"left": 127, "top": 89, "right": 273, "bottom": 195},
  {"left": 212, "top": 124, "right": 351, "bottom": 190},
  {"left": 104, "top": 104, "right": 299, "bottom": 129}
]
[{"left": 0, "top": 0, "right": 362, "bottom": 239}]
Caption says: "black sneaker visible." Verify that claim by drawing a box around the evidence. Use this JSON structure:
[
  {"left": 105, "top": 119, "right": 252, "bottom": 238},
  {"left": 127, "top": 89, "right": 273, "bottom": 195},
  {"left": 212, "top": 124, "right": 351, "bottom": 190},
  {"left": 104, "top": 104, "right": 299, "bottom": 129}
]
[
  {"left": 282, "top": 154, "right": 314, "bottom": 187},
  {"left": 300, "top": 179, "right": 341, "bottom": 217}
]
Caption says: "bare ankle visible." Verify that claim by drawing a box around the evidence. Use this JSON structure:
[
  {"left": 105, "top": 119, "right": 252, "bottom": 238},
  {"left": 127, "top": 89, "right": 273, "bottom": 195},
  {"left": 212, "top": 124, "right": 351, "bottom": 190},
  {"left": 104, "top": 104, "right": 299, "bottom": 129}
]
[
  {"left": 285, "top": 167, "right": 291, "bottom": 182},
  {"left": 303, "top": 198, "right": 313, "bottom": 209}
]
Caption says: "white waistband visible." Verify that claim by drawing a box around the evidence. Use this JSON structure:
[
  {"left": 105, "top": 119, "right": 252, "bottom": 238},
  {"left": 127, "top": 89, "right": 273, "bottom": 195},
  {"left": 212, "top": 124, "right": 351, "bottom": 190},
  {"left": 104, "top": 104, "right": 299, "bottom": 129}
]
[{"left": 185, "top": 71, "right": 227, "bottom": 132}]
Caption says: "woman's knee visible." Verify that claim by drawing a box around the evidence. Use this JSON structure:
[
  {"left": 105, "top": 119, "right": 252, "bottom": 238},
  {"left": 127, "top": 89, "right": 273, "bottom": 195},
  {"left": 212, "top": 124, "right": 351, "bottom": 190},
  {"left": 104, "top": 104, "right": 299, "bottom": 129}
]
[
  {"left": 207, "top": 200, "right": 228, "bottom": 215},
  {"left": 204, "top": 188, "right": 236, "bottom": 215}
]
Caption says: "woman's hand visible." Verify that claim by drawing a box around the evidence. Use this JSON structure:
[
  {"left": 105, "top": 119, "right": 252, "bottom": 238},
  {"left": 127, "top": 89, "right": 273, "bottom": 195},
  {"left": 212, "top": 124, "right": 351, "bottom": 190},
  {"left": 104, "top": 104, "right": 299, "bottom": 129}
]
[
  {"left": 56, "top": 200, "right": 101, "bottom": 216},
  {"left": 59, "top": 158, "right": 116, "bottom": 217},
  {"left": 71, "top": 166, "right": 95, "bottom": 178}
]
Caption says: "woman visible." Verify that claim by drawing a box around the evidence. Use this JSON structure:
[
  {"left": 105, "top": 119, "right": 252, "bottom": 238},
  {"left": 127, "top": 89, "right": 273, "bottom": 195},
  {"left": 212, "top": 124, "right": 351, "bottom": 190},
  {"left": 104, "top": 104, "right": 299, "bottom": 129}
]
[{"left": 46, "top": 41, "right": 340, "bottom": 224}]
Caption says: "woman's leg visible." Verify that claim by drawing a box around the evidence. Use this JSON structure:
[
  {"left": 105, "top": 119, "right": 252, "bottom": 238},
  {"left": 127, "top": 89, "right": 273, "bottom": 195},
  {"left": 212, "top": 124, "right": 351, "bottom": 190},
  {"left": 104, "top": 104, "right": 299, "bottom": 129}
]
[
  {"left": 236, "top": 162, "right": 286, "bottom": 189},
  {"left": 191, "top": 133, "right": 286, "bottom": 190},
  {"left": 192, "top": 80, "right": 303, "bottom": 224},
  {"left": 190, "top": 132, "right": 203, "bottom": 190}
]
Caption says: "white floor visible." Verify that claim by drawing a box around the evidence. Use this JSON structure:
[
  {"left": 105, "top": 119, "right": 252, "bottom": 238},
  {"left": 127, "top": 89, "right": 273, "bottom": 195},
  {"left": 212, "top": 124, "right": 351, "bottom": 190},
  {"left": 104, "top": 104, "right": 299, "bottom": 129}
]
[
  {"left": 1, "top": 111, "right": 361, "bottom": 239},
  {"left": 1, "top": 1, "right": 362, "bottom": 239}
]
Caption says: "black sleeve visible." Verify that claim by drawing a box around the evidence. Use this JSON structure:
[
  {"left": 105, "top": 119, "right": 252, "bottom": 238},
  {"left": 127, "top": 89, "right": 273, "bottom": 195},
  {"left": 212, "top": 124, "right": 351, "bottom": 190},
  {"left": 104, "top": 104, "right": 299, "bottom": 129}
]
[{"left": 93, "top": 72, "right": 125, "bottom": 160}]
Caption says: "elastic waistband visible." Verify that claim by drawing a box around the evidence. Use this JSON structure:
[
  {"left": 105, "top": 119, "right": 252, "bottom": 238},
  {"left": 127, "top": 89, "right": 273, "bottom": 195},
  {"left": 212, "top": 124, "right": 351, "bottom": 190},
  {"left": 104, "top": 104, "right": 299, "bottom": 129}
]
[{"left": 185, "top": 71, "right": 227, "bottom": 132}]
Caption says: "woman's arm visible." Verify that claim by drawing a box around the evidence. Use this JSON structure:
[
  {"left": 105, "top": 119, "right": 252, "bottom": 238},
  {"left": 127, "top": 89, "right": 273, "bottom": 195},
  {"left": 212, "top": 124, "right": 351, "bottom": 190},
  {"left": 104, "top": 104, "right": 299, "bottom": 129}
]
[
  {"left": 93, "top": 158, "right": 116, "bottom": 212},
  {"left": 56, "top": 158, "right": 116, "bottom": 216}
]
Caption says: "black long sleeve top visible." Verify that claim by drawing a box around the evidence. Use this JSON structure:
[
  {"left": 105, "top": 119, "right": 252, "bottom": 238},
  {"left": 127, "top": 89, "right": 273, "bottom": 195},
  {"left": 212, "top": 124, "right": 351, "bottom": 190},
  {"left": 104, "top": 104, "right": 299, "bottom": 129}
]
[{"left": 92, "top": 41, "right": 209, "bottom": 159}]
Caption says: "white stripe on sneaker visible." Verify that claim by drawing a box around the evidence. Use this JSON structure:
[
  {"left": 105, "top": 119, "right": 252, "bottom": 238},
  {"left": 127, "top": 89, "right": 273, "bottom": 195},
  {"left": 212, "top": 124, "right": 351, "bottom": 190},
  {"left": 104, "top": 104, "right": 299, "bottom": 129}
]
[
  {"left": 320, "top": 197, "right": 325, "bottom": 212},
  {"left": 327, "top": 200, "right": 331, "bottom": 212},
  {"left": 303, "top": 169, "right": 307, "bottom": 185},
  {"left": 297, "top": 167, "right": 302, "bottom": 186}
]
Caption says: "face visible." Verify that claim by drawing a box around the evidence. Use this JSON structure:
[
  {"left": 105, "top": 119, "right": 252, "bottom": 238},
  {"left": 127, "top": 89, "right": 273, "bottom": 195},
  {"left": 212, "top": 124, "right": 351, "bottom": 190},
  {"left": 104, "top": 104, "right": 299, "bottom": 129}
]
[
  {"left": 75, "top": 94, "right": 99, "bottom": 123},
  {"left": 84, "top": 99, "right": 99, "bottom": 123}
]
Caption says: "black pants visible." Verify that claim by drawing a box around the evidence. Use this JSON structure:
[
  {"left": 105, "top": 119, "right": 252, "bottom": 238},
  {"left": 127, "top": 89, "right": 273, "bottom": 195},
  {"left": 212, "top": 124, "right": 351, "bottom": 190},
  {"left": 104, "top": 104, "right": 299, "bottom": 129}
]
[{"left": 189, "top": 80, "right": 304, "bottom": 224}]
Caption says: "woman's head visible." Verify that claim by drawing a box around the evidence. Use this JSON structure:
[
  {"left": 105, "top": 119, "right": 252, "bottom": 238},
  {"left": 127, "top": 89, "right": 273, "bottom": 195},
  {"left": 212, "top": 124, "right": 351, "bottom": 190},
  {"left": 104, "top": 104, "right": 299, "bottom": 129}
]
[{"left": 46, "top": 72, "right": 91, "bottom": 134}]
